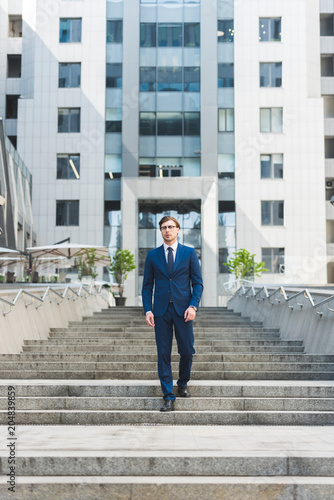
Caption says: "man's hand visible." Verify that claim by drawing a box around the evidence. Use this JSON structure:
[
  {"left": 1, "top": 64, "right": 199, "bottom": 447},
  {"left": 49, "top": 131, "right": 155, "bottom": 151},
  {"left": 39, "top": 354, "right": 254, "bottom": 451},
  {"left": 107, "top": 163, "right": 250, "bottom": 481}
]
[
  {"left": 146, "top": 311, "right": 155, "bottom": 327},
  {"left": 184, "top": 307, "right": 196, "bottom": 322}
]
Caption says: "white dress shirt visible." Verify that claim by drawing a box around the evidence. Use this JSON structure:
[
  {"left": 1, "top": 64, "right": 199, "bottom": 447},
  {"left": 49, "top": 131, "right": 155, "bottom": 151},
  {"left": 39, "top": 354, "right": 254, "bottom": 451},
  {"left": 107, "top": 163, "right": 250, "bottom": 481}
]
[{"left": 163, "top": 241, "right": 178, "bottom": 264}]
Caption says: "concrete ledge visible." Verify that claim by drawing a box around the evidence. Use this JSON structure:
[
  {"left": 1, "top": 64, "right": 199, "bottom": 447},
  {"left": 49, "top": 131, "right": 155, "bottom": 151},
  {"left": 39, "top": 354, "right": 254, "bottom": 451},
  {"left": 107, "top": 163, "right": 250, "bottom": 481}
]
[
  {"left": 0, "top": 286, "right": 107, "bottom": 354},
  {"left": 1, "top": 476, "right": 334, "bottom": 500}
]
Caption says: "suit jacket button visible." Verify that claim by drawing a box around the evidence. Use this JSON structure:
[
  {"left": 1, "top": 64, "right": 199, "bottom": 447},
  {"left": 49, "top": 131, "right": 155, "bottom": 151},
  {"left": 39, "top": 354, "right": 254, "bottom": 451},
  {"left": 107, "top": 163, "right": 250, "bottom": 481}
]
[{"left": 170, "top": 279, "right": 172, "bottom": 281}]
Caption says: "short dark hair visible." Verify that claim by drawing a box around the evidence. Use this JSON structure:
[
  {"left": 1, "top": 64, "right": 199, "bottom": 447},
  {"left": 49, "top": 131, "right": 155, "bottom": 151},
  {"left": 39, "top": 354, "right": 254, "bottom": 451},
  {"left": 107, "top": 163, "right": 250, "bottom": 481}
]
[{"left": 159, "top": 216, "right": 180, "bottom": 229}]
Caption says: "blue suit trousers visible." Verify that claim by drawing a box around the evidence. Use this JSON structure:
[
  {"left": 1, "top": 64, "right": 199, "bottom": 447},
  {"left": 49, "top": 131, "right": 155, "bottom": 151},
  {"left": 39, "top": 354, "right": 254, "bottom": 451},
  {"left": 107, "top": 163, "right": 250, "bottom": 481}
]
[{"left": 154, "top": 302, "right": 195, "bottom": 401}]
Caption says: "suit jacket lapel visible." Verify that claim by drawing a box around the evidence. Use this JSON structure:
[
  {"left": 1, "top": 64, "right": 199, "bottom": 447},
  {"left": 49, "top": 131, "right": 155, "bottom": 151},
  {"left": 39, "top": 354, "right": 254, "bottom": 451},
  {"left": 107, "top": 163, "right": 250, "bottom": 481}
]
[
  {"left": 158, "top": 245, "right": 169, "bottom": 274},
  {"left": 172, "top": 243, "right": 184, "bottom": 274}
]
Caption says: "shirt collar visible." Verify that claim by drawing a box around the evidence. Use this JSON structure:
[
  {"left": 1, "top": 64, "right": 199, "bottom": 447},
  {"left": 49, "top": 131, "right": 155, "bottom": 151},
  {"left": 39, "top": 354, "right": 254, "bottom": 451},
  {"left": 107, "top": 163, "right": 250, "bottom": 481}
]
[{"left": 164, "top": 241, "right": 178, "bottom": 254}]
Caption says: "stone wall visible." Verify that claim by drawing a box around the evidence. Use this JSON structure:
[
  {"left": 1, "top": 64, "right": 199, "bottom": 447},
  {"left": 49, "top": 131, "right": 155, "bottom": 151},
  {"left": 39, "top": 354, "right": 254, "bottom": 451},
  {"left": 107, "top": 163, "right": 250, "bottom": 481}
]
[
  {"left": 0, "top": 287, "right": 107, "bottom": 354},
  {"left": 228, "top": 289, "right": 334, "bottom": 354}
]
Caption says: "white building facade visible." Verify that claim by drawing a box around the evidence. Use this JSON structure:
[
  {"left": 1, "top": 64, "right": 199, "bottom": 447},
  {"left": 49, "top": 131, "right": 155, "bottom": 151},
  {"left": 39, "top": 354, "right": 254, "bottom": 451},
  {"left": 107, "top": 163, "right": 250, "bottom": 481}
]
[{"left": 0, "top": 0, "right": 329, "bottom": 305}]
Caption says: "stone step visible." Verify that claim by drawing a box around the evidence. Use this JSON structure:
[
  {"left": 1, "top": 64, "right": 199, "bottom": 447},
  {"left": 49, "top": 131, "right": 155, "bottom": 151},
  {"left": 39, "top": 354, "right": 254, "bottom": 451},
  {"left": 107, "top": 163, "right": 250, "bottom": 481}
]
[
  {"left": 0, "top": 476, "right": 333, "bottom": 500},
  {"left": 1, "top": 396, "right": 333, "bottom": 412},
  {"left": 21, "top": 345, "right": 305, "bottom": 354},
  {"left": 1, "top": 408, "right": 334, "bottom": 425},
  {"left": 24, "top": 338, "right": 295, "bottom": 346},
  {"left": 0, "top": 370, "right": 333, "bottom": 380},
  {"left": 1, "top": 441, "right": 334, "bottom": 476},
  {"left": 47, "top": 331, "right": 282, "bottom": 339},
  {"left": 0, "top": 361, "right": 333, "bottom": 372},
  {"left": 2, "top": 353, "right": 330, "bottom": 363},
  {"left": 54, "top": 326, "right": 278, "bottom": 333},
  {"left": 1, "top": 382, "right": 333, "bottom": 398}
]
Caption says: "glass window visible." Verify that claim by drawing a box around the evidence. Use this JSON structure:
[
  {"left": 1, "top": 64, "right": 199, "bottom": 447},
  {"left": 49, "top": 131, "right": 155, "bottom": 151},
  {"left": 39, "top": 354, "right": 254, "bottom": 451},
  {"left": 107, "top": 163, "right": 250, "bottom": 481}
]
[
  {"left": 7, "top": 55, "right": 21, "bottom": 78},
  {"left": 184, "top": 112, "right": 200, "bottom": 136},
  {"left": 218, "top": 109, "right": 234, "bottom": 132},
  {"left": 158, "top": 24, "right": 182, "bottom": 47},
  {"left": 139, "top": 112, "right": 156, "bottom": 135},
  {"left": 157, "top": 112, "right": 182, "bottom": 135},
  {"left": 140, "top": 23, "right": 156, "bottom": 47},
  {"left": 218, "top": 154, "right": 235, "bottom": 179},
  {"left": 6, "top": 95, "right": 19, "bottom": 119},
  {"left": 105, "top": 154, "right": 122, "bottom": 179},
  {"left": 325, "top": 138, "right": 334, "bottom": 158},
  {"left": 260, "top": 62, "right": 282, "bottom": 87},
  {"left": 8, "top": 15, "right": 22, "bottom": 38},
  {"left": 261, "top": 154, "right": 283, "bottom": 178},
  {"left": 57, "top": 154, "right": 80, "bottom": 179},
  {"left": 106, "top": 20, "right": 123, "bottom": 43},
  {"left": 59, "top": 18, "right": 82, "bottom": 43},
  {"left": 320, "top": 14, "right": 334, "bottom": 36},
  {"left": 59, "top": 63, "right": 81, "bottom": 88},
  {"left": 106, "top": 121, "right": 122, "bottom": 133},
  {"left": 261, "top": 201, "right": 284, "bottom": 225},
  {"left": 217, "top": 20, "right": 234, "bottom": 43},
  {"left": 260, "top": 108, "right": 283, "bottom": 133},
  {"left": 262, "top": 248, "right": 285, "bottom": 273},
  {"left": 259, "top": 18, "right": 281, "bottom": 42},
  {"left": 321, "top": 56, "right": 334, "bottom": 77},
  {"left": 157, "top": 67, "right": 182, "bottom": 92},
  {"left": 218, "top": 63, "right": 234, "bottom": 88},
  {"left": 58, "top": 108, "right": 80, "bottom": 133},
  {"left": 218, "top": 201, "right": 236, "bottom": 226},
  {"left": 56, "top": 200, "right": 79, "bottom": 226},
  {"left": 219, "top": 247, "right": 235, "bottom": 273},
  {"left": 184, "top": 67, "right": 200, "bottom": 92},
  {"left": 106, "top": 63, "right": 122, "bottom": 88},
  {"left": 140, "top": 67, "right": 156, "bottom": 91},
  {"left": 184, "top": 23, "right": 200, "bottom": 47}
]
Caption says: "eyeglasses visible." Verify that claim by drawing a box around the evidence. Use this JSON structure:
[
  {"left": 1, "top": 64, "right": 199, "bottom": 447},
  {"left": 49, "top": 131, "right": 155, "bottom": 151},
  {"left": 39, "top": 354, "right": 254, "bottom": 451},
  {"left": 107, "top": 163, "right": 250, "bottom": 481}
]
[{"left": 160, "top": 225, "right": 177, "bottom": 231}]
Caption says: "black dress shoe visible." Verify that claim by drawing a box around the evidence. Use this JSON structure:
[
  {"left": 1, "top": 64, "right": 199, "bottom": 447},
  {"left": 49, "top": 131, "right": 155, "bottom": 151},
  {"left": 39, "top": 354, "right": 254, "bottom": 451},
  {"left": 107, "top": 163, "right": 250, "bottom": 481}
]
[
  {"left": 177, "top": 386, "right": 191, "bottom": 398},
  {"left": 160, "top": 400, "right": 175, "bottom": 412}
]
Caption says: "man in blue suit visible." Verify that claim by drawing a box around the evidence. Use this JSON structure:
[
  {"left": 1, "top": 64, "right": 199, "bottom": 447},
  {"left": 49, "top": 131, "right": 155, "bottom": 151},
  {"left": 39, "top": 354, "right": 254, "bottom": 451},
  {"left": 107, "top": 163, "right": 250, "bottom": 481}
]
[{"left": 142, "top": 216, "right": 203, "bottom": 412}]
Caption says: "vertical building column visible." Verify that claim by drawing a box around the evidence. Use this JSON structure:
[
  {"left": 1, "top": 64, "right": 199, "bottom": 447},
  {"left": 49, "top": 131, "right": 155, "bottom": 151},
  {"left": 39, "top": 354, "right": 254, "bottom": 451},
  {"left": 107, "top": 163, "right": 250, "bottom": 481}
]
[
  {"left": 200, "top": 1, "right": 219, "bottom": 305},
  {"left": 122, "top": 0, "right": 140, "bottom": 177},
  {"left": 121, "top": 179, "right": 137, "bottom": 305},
  {"left": 201, "top": 178, "right": 219, "bottom": 307},
  {"left": 121, "top": 0, "right": 140, "bottom": 304}
]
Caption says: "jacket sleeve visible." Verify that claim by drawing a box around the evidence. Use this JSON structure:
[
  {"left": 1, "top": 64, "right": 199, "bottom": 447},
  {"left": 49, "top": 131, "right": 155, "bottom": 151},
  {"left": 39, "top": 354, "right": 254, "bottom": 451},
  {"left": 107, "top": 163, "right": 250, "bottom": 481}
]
[
  {"left": 142, "top": 251, "right": 154, "bottom": 314},
  {"left": 189, "top": 248, "right": 204, "bottom": 309}
]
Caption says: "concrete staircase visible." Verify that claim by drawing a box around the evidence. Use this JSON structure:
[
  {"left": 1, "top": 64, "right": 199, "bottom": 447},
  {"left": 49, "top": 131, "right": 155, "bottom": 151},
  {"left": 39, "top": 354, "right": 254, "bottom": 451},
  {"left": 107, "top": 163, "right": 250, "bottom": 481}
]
[{"left": 1, "top": 306, "right": 334, "bottom": 499}]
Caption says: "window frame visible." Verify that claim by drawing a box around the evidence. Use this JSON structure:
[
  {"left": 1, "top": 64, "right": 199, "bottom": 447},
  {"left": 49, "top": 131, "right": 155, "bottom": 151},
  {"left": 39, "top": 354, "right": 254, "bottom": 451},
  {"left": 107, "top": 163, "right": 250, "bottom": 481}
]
[
  {"left": 260, "top": 62, "right": 282, "bottom": 88},
  {"left": 260, "top": 107, "right": 283, "bottom": 133},
  {"left": 260, "top": 154, "right": 283, "bottom": 179},
  {"left": 56, "top": 200, "right": 80, "bottom": 226},
  {"left": 261, "top": 200, "right": 284, "bottom": 226},
  {"left": 56, "top": 154, "right": 80, "bottom": 180},
  {"left": 218, "top": 108, "right": 234, "bottom": 132},
  {"left": 59, "top": 18, "right": 82, "bottom": 43},
  {"left": 262, "top": 247, "right": 285, "bottom": 273},
  {"left": 259, "top": 17, "right": 281, "bottom": 42},
  {"left": 57, "top": 108, "right": 81, "bottom": 133},
  {"left": 58, "top": 62, "right": 81, "bottom": 88}
]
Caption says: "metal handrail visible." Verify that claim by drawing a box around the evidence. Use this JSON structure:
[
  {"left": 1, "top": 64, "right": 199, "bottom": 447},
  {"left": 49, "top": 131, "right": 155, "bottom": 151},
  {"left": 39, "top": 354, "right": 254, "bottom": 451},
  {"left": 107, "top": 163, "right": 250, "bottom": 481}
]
[
  {"left": 0, "top": 283, "right": 107, "bottom": 316},
  {"left": 228, "top": 280, "right": 334, "bottom": 318}
]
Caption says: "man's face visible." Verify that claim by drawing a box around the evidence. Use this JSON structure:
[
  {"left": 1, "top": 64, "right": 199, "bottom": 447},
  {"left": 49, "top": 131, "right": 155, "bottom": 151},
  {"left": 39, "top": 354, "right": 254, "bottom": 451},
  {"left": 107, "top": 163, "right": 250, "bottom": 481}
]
[{"left": 160, "top": 222, "right": 180, "bottom": 245}]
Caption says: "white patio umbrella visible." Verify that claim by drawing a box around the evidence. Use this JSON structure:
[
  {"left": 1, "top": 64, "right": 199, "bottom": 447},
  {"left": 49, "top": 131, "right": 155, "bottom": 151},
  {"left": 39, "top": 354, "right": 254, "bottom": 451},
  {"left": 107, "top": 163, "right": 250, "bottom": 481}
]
[
  {"left": 0, "top": 247, "right": 26, "bottom": 267},
  {"left": 27, "top": 243, "right": 111, "bottom": 266}
]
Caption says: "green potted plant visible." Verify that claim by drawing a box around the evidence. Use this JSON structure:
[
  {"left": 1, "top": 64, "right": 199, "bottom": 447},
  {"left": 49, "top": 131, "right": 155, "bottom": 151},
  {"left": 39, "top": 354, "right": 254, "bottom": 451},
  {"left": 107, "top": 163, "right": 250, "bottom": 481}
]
[
  {"left": 78, "top": 249, "right": 100, "bottom": 282},
  {"left": 223, "top": 248, "right": 268, "bottom": 280},
  {"left": 108, "top": 249, "right": 136, "bottom": 306}
]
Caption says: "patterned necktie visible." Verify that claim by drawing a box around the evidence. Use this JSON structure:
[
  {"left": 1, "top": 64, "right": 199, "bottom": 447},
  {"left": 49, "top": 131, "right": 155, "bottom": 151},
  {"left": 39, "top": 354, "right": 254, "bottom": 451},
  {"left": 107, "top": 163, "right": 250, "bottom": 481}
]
[{"left": 167, "top": 247, "right": 173, "bottom": 274}]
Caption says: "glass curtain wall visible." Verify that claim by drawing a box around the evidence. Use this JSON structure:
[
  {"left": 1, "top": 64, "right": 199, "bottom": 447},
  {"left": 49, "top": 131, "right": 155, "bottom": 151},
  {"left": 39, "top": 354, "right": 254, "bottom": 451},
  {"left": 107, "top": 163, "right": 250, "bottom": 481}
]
[
  {"left": 139, "top": 0, "right": 201, "bottom": 178},
  {"left": 104, "top": 0, "right": 123, "bottom": 269},
  {"left": 138, "top": 200, "right": 201, "bottom": 292},
  {"left": 217, "top": 0, "right": 236, "bottom": 292}
]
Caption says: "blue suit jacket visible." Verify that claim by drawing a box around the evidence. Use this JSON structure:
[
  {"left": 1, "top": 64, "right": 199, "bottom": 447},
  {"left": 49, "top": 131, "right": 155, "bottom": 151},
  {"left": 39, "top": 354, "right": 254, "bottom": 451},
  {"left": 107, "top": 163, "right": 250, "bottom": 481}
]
[{"left": 142, "top": 243, "right": 204, "bottom": 317}]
